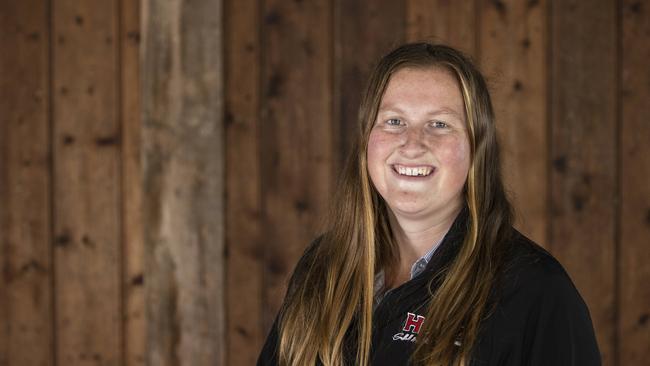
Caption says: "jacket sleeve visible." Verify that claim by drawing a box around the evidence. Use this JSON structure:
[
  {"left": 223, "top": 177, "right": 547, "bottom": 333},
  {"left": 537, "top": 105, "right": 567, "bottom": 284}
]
[{"left": 521, "top": 265, "right": 602, "bottom": 366}]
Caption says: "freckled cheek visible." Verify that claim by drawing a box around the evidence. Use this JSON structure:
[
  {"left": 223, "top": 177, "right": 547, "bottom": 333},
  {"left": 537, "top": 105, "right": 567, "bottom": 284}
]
[
  {"left": 367, "top": 131, "right": 395, "bottom": 188},
  {"left": 435, "top": 137, "right": 471, "bottom": 173},
  {"left": 367, "top": 131, "right": 394, "bottom": 165}
]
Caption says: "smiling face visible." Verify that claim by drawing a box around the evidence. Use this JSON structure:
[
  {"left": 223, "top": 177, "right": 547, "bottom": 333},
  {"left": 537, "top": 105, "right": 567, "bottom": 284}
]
[{"left": 367, "top": 66, "right": 471, "bottom": 223}]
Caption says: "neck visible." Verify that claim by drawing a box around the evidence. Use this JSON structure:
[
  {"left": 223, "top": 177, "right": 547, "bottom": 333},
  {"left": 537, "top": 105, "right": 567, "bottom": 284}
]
[{"left": 388, "top": 202, "right": 462, "bottom": 280}]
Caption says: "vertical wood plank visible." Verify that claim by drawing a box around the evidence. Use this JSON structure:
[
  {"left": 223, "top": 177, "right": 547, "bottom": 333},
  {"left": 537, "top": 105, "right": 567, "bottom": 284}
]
[
  {"left": 479, "top": 0, "right": 548, "bottom": 246},
  {"left": 550, "top": 0, "right": 617, "bottom": 363},
  {"left": 619, "top": 0, "right": 650, "bottom": 364},
  {"left": 0, "top": 1, "right": 53, "bottom": 365},
  {"left": 335, "top": 0, "right": 405, "bottom": 166},
  {"left": 405, "top": 0, "right": 477, "bottom": 56},
  {"left": 52, "top": 1, "right": 123, "bottom": 365},
  {"left": 261, "top": 0, "right": 334, "bottom": 328},
  {"left": 120, "top": 0, "right": 144, "bottom": 365},
  {"left": 224, "top": 0, "right": 263, "bottom": 365},
  {"left": 141, "top": 0, "right": 225, "bottom": 364}
]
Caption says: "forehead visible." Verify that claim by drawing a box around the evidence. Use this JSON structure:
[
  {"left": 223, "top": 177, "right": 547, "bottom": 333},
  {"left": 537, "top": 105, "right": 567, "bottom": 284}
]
[{"left": 379, "top": 66, "right": 464, "bottom": 114}]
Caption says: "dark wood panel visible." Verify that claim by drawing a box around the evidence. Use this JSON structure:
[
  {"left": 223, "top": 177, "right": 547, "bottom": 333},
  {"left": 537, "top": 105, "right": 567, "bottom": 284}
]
[
  {"left": 0, "top": 1, "right": 53, "bottom": 365},
  {"left": 261, "top": 0, "right": 334, "bottom": 329},
  {"left": 120, "top": 0, "right": 144, "bottom": 365},
  {"left": 335, "top": 0, "right": 405, "bottom": 166},
  {"left": 225, "top": 0, "right": 264, "bottom": 364},
  {"left": 550, "top": 0, "right": 617, "bottom": 363},
  {"left": 479, "top": 0, "right": 548, "bottom": 246},
  {"left": 406, "top": 0, "right": 477, "bottom": 56},
  {"left": 141, "top": 0, "right": 225, "bottom": 364},
  {"left": 52, "top": 1, "right": 123, "bottom": 364},
  {"left": 619, "top": 0, "right": 650, "bottom": 364}
]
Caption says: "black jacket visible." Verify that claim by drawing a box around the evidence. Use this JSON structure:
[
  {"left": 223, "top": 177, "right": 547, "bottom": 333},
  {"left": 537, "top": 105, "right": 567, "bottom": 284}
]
[{"left": 258, "top": 210, "right": 601, "bottom": 365}]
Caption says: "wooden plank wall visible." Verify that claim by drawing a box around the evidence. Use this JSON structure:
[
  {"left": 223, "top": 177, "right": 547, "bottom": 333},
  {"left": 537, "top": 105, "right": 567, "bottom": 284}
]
[
  {"left": 52, "top": 1, "right": 122, "bottom": 364},
  {"left": 1, "top": 2, "right": 52, "bottom": 365},
  {"left": 224, "top": 0, "right": 650, "bottom": 365},
  {"left": 2, "top": 0, "right": 649, "bottom": 366},
  {"left": 141, "top": 0, "right": 225, "bottom": 365},
  {"left": 1, "top": 0, "right": 145, "bottom": 365},
  {"left": 550, "top": 1, "right": 618, "bottom": 363},
  {"left": 620, "top": 0, "right": 650, "bottom": 364}
]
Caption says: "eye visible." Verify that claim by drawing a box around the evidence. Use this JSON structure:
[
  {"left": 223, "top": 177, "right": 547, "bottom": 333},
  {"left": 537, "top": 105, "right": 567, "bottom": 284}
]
[
  {"left": 431, "top": 121, "right": 448, "bottom": 128},
  {"left": 386, "top": 118, "right": 403, "bottom": 126}
]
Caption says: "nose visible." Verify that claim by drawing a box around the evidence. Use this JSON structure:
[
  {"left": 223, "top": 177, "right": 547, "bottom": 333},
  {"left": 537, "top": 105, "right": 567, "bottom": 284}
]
[{"left": 399, "top": 126, "right": 427, "bottom": 158}]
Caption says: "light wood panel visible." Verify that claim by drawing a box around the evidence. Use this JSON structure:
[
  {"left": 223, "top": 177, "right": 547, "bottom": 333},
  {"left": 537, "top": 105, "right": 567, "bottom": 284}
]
[
  {"left": 52, "top": 1, "right": 123, "bottom": 364},
  {"left": 225, "top": 0, "right": 264, "bottom": 364},
  {"left": 619, "top": 0, "right": 650, "bottom": 364},
  {"left": 479, "top": 0, "right": 548, "bottom": 246},
  {"left": 550, "top": 0, "right": 617, "bottom": 363},
  {"left": 0, "top": 1, "right": 53, "bottom": 365},
  {"left": 141, "top": 0, "right": 224, "bottom": 364}
]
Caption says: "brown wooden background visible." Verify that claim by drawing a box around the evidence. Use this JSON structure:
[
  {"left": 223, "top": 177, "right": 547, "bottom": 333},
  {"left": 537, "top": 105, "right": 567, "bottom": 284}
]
[{"left": 1, "top": 0, "right": 648, "bottom": 365}]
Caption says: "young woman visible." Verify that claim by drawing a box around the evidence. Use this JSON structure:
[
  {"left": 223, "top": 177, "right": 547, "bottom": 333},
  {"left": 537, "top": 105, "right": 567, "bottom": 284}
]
[{"left": 257, "top": 43, "right": 601, "bottom": 365}]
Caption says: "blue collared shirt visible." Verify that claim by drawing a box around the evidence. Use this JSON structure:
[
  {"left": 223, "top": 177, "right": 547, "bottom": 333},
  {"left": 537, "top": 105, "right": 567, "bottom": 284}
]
[{"left": 373, "top": 237, "right": 445, "bottom": 308}]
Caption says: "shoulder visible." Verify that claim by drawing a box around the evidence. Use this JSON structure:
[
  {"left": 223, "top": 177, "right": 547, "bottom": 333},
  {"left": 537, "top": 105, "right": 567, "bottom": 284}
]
[
  {"left": 499, "top": 230, "right": 577, "bottom": 297},
  {"left": 474, "top": 231, "right": 601, "bottom": 365},
  {"left": 257, "top": 236, "right": 324, "bottom": 366},
  {"left": 283, "top": 235, "right": 325, "bottom": 297},
  {"left": 488, "top": 229, "right": 597, "bottom": 331},
  {"left": 290, "top": 235, "right": 323, "bottom": 275}
]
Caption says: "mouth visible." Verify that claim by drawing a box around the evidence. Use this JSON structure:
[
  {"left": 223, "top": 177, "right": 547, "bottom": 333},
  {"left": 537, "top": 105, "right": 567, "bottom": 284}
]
[{"left": 392, "top": 164, "right": 434, "bottom": 177}]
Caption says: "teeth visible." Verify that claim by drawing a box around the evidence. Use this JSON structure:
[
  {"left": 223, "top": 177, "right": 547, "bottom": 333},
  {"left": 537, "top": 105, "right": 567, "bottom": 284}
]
[{"left": 396, "top": 165, "right": 432, "bottom": 177}]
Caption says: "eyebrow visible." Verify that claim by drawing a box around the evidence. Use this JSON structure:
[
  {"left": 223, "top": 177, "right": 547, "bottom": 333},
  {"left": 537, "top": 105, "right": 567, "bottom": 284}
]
[{"left": 377, "top": 105, "right": 463, "bottom": 119}]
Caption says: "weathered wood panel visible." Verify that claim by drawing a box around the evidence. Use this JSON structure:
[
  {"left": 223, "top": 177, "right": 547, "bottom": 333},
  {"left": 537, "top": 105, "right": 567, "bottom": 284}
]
[
  {"left": 405, "top": 0, "right": 477, "bottom": 56},
  {"left": 120, "top": 0, "right": 144, "bottom": 365},
  {"left": 619, "top": 0, "right": 650, "bottom": 364},
  {"left": 141, "top": 0, "right": 224, "bottom": 364},
  {"left": 550, "top": 0, "right": 617, "bottom": 363},
  {"left": 52, "top": 1, "right": 123, "bottom": 364},
  {"left": 335, "top": 0, "right": 405, "bottom": 165},
  {"left": 261, "top": 0, "right": 334, "bottom": 328},
  {"left": 224, "top": 0, "right": 264, "bottom": 364},
  {"left": 0, "top": 1, "right": 53, "bottom": 365},
  {"left": 479, "top": 0, "right": 548, "bottom": 246}
]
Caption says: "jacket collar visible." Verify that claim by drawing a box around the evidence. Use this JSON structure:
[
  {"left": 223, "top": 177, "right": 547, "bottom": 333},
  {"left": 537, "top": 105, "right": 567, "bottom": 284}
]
[{"left": 373, "top": 205, "right": 469, "bottom": 324}]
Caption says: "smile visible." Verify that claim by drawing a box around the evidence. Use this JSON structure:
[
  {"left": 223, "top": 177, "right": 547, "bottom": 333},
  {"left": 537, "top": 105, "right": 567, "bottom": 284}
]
[{"left": 392, "top": 164, "right": 434, "bottom": 177}]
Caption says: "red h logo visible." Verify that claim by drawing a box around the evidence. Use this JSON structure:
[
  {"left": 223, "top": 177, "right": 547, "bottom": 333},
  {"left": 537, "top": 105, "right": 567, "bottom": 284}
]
[{"left": 402, "top": 312, "right": 425, "bottom": 334}]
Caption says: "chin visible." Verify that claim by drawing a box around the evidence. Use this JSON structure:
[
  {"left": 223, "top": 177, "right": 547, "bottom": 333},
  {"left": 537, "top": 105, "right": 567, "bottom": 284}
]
[{"left": 390, "top": 202, "right": 433, "bottom": 218}]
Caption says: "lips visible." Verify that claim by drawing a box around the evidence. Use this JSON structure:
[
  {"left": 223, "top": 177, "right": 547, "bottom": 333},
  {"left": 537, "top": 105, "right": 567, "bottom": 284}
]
[{"left": 392, "top": 164, "right": 434, "bottom": 177}]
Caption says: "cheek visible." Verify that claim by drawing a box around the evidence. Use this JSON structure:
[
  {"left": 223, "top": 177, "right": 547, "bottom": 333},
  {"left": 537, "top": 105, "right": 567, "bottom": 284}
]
[
  {"left": 367, "top": 131, "right": 392, "bottom": 187},
  {"left": 437, "top": 136, "right": 471, "bottom": 178},
  {"left": 367, "top": 131, "right": 390, "bottom": 165}
]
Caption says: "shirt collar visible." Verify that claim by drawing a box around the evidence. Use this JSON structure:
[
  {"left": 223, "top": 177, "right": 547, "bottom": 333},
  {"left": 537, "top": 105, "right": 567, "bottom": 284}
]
[
  {"left": 373, "top": 233, "right": 447, "bottom": 305},
  {"left": 409, "top": 235, "right": 445, "bottom": 280}
]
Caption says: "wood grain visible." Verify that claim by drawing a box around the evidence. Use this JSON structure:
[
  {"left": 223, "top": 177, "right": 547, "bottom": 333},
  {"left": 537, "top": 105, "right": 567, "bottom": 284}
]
[
  {"left": 479, "top": 0, "right": 548, "bottom": 246},
  {"left": 224, "top": 0, "right": 264, "bottom": 364},
  {"left": 619, "top": 0, "right": 650, "bottom": 364},
  {"left": 0, "top": 1, "right": 53, "bottom": 365},
  {"left": 141, "top": 0, "right": 225, "bottom": 364},
  {"left": 120, "top": 0, "right": 144, "bottom": 365},
  {"left": 335, "top": 0, "right": 405, "bottom": 167},
  {"left": 406, "top": 0, "right": 477, "bottom": 56},
  {"left": 261, "top": 0, "right": 334, "bottom": 329},
  {"left": 550, "top": 0, "right": 617, "bottom": 363},
  {"left": 52, "top": 1, "right": 123, "bottom": 364}
]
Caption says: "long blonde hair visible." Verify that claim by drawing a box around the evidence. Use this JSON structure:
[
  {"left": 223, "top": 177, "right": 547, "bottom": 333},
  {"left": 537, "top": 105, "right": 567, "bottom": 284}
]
[{"left": 277, "top": 43, "right": 513, "bottom": 365}]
